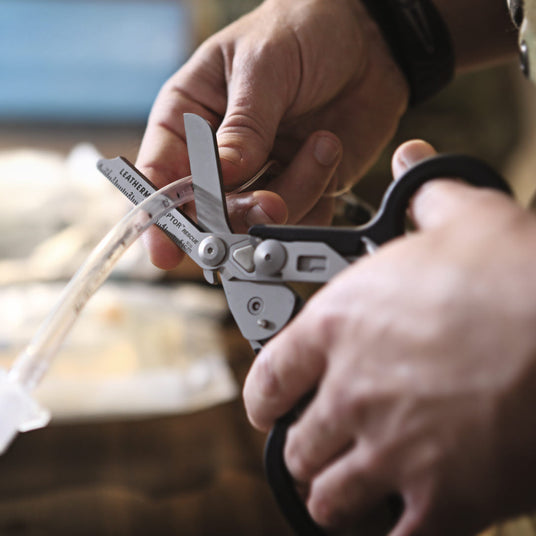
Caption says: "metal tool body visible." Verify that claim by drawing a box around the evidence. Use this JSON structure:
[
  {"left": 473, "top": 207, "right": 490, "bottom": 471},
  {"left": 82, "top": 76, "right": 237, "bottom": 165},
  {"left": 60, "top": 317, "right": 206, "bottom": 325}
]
[{"left": 98, "top": 113, "right": 512, "bottom": 535}]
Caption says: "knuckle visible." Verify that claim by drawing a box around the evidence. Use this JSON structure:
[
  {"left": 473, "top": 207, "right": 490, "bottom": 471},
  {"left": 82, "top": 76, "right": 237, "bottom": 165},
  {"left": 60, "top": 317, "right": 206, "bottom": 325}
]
[
  {"left": 306, "top": 304, "right": 341, "bottom": 349},
  {"left": 357, "top": 446, "right": 384, "bottom": 476},
  {"left": 308, "top": 489, "right": 342, "bottom": 529},
  {"left": 308, "top": 458, "right": 382, "bottom": 529},
  {"left": 219, "top": 111, "right": 271, "bottom": 151},
  {"left": 221, "top": 108, "right": 264, "bottom": 133},
  {"left": 285, "top": 439, "right": 317, "bottom": 482},
  {"left": 340, "top": 388, "right": 365, "bottom": 422},
  {"left": 315, "top": 397, "right": 338, "bottom": 430},
  {"left": 329, "top": 380, "right": 371, "bottom": 428}
]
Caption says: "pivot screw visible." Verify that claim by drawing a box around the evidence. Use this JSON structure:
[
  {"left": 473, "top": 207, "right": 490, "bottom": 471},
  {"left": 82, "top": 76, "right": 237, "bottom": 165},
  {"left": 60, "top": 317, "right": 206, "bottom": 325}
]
[{"left": 198, "top": 236, "right": 226, "bottom": 267}]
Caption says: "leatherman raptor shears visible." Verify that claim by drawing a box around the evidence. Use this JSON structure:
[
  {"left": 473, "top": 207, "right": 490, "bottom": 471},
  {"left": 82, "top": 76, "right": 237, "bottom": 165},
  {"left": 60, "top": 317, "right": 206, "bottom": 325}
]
[{"left": 98, "top": 113, "right": 512, "bottom": 536}]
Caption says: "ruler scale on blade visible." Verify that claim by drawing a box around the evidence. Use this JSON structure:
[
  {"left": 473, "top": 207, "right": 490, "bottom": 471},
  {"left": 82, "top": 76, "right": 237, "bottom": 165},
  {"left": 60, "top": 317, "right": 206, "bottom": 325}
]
[
  {"left": 98, "top": 112, "right": 513, "bottom": 536},
  {"left": 97, "top": 170, "right": 348, "bottom": 284},
  {"left": 97, "top": 157, "right": 203, "bottom": 258}
]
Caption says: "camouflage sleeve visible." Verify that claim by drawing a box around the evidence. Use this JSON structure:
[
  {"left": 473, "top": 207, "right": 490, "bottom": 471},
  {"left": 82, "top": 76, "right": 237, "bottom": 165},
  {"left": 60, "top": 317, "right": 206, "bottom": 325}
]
[{"left": 506, "top": 0, "right": 536, "bottom": 81}]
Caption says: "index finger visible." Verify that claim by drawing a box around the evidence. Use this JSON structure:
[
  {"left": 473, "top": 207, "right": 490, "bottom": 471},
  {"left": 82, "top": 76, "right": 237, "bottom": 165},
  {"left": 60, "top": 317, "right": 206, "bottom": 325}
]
[
  {"left": 136, "top": 49, "right": 227, "bottom": 188},
  {"left": 243, "top": 310, "right": 327, "bottom": 432},
  {"left": 391, "top": 140, "right": 513, "bottom": 232},
  {"left": 135, "top": 45, "right": 229, "bottom": 268}
]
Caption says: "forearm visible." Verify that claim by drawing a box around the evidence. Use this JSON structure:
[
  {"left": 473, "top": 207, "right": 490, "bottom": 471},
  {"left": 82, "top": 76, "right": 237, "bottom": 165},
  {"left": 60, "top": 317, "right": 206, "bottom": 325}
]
[{"left": 435, "top": 0, "right": 518, "bottom": 71}]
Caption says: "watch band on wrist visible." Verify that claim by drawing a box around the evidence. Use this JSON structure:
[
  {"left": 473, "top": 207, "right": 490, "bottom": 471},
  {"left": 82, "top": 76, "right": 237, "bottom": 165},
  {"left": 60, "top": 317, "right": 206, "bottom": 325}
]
[{"left": 360, "top": 0, "right": 455, "bottom": 106}]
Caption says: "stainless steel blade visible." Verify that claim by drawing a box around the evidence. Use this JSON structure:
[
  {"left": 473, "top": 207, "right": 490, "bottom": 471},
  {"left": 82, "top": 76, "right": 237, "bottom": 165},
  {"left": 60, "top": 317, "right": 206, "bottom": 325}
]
[{"left": 184, "top": 113, "right": 232, "bottom": 234}]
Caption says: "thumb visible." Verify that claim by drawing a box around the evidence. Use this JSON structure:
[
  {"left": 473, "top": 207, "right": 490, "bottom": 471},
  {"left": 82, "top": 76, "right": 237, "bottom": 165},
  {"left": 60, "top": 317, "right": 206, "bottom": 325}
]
[
  {"left": 391, "top": 139, "right": 437, "bottom": 180},
  {"left": 216, "top": 56, "right": 289, "bottom": 190},
  {"left": 217, "top": 97, "right": 284, "bottom": 190},
  {"left": 391, "top": 139, "right": 480, "bottom": 231}
]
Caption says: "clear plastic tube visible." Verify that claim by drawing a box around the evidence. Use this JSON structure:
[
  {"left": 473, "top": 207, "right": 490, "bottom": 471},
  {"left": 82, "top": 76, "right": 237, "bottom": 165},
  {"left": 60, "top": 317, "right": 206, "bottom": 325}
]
[
  {"left": 7, "top": 157, "right": 280, "bottom": 394},
  {"left": 0, "top": 159, "right": 280, "bottom": 454},
  {"left": 8, "top": 176, "right": 195, "bottom": 392}
]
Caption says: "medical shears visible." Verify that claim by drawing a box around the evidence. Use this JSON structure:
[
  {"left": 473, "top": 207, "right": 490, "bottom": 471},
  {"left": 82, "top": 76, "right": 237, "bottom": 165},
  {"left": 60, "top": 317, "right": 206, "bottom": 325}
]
[{"left": 98, "top": 113, "right": 512, "bottom": 535}]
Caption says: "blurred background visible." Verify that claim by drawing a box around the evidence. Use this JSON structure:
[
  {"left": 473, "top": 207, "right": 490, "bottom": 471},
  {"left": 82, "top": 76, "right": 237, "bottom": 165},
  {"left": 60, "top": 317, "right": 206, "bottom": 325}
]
[{"left": 0, "top": 1, "right": 534, "bottom": 535}]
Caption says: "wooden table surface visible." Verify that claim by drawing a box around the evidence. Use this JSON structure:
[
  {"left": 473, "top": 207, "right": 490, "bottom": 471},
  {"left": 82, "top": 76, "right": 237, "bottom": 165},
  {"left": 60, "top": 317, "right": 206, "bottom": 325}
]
[{"left": 0, "top": 325, "right": 293, "bottom": 536}]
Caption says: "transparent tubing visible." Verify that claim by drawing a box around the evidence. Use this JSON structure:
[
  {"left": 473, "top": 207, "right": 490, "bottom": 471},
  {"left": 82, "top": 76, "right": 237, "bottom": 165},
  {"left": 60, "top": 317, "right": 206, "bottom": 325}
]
[{"left": 8, "top": 176, "right": 195, "bottom": 393}]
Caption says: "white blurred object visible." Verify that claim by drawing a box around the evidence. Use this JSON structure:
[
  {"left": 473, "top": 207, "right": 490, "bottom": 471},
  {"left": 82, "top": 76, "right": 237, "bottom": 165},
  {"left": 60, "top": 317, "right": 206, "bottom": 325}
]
[
  {"left": 0, "top": 283, "right": 235, "bottom": 426},
  {"left": 0, "top": 145, "right": 239, "bottom": 454},
  {"left": 0, "top": 144, "right": 160, "bottom": 282},
  {"left": 0, "top": 369, "right": 50, "bottom": 455}
]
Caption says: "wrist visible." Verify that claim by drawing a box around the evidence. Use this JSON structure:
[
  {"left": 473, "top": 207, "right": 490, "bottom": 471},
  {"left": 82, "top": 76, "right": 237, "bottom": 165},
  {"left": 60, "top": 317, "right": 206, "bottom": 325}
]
[
  {"left": 348, "top": 0, "right": 411, "bottom": 107},
  {"left": 357, "top": 0, "right": 455, "bottom": 105},
  {"left": 434, "top": 0, "right": 517, "bottom": 71}
]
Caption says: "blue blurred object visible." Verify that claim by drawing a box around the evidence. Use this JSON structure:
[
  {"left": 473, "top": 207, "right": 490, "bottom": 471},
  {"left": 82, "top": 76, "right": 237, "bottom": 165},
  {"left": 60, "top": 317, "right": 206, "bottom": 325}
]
[{"left": 0, "top": 0, "right": 192, "bottom": 122}]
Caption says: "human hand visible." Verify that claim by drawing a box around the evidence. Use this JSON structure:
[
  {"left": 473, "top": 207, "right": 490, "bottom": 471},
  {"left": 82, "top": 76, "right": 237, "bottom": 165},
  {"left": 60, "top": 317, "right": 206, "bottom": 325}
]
[
  {"left": 243, "top": 140, "right": 536, "bottom": 535},
  {"left": 136, "top": 0, "right": 409, "bottom": 268}
]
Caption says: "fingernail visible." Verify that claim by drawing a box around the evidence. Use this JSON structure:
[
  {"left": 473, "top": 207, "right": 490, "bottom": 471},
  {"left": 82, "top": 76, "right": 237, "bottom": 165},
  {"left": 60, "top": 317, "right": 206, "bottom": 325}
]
[
  {"left": 397, "top": 141, "right": 435, "bottom": 171},
  {"left": 314, "top": 136, "right": 340, "bottom": 167},
  {"left": 246, "top": 203, "right": 274, "bottom": 227},
  {"left": 219, "top": 146, "right": 243, "bottom": 166}
]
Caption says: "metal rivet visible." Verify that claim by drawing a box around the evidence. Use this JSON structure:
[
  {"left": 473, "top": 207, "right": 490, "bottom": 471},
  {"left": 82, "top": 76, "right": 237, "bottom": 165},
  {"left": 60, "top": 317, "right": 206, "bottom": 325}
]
[{"left": 247, "top": 297, "right": 264, "bottom": 315}]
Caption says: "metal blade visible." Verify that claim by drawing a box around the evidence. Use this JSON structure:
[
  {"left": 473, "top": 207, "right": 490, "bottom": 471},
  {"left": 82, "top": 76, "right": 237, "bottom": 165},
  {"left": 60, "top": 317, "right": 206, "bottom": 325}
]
[
  {"left": 184, "top": 113, "right": 232, "bottom": 234},
  {"left": 97, "top": 156, "right": 204, "bottom": 259}
]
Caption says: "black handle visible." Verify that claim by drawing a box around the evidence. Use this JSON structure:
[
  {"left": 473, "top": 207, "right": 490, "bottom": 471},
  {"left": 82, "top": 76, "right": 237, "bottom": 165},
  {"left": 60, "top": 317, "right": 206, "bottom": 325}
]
[
  {"left": 265, "top": 402, "right": 325, "bottom": 536},
  {"left": 364, "top": 154, "right": 512, "bottom": 245},
  {"left": 262, "top": 154, "right": 512, "bottom": 536}
]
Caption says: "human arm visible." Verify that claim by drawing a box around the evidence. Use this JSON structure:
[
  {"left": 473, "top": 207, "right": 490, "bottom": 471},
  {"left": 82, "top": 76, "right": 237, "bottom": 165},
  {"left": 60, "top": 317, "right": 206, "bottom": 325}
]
[
  {"left": 435, "top": 0, "right": 517, "bottom": 71},
  {"left": 243, "top": 140, "right": 536, "bottom": 535},
  {"left": 136, "top": 0, "right": 409, "bottom": 268},
  {"left": 137, "top": 0, "right": 517, "bottom": 270}
]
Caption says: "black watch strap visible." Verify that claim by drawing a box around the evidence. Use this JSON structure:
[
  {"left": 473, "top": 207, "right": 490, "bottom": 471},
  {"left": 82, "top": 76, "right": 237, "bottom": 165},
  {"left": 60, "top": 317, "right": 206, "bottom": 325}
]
[{"left": 361, "top": 0, "right": 455, "bottom": 106}]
